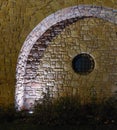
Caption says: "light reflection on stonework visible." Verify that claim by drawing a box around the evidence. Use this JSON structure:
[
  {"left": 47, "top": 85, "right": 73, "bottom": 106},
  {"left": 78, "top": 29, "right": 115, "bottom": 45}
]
[{"left": 16, "top": 5, "right": 117, "bottom": 110}]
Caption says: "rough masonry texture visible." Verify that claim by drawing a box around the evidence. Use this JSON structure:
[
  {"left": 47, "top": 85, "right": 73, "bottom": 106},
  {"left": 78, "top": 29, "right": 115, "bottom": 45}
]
[{"left": 15, "top": 5, "right": 117, "bottom": 110}]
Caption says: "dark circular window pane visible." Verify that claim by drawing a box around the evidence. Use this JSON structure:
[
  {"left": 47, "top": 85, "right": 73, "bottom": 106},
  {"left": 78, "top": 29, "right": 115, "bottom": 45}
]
[{"left": 72, "top": 53, "right": 95, "bottom": 75}]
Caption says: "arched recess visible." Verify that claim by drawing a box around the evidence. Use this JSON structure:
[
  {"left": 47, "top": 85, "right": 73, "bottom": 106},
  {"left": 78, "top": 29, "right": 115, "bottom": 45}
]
[{"left": 15, "top": 5, "right": 117, "bottom": 110}]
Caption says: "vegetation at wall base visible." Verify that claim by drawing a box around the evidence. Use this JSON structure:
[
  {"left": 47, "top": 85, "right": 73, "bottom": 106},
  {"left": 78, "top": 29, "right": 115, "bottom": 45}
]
[{"left": 0, "top": 95, "right": 117, "bottom": 128}]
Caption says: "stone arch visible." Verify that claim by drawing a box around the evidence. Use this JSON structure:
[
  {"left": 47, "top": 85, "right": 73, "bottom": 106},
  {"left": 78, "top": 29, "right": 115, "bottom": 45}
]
[{"left": 15, "top": 5, "right": 117, "bottom": 110}]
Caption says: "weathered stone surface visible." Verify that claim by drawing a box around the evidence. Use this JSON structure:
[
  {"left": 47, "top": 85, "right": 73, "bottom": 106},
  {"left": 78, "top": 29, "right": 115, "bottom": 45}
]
[
  {"left": 15, "top": 5, "right": 117, "bottom": 110},
  {"left": 0, "top": 0, "right": 117, "bottom": 108}
]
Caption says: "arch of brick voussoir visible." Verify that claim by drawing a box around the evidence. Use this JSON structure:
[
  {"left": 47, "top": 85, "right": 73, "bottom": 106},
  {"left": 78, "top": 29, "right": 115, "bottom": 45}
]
[{"left": 15, "top": 5, "right": 117, "bottom": 110}]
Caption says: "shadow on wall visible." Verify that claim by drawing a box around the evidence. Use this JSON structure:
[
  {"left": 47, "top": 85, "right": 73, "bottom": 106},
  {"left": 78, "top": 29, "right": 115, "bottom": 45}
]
[{"left": 15, "top": 5, "right": 117, "bottom": 111}]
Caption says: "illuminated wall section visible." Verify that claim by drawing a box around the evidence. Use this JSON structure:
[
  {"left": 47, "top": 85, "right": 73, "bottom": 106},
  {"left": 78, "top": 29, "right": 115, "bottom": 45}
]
[{"left": 15, "top": 5, "right": 117, "bottom": 110}]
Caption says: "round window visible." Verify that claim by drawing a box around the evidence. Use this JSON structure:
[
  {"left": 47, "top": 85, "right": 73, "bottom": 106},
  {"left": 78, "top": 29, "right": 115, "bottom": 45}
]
[{"left": 72, "top": 53, "right": 95, "bottom": 75}]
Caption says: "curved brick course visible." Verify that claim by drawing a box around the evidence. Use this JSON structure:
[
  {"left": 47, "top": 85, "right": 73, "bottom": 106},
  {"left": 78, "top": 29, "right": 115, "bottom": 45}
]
[{"left": 16, "top": 5, "right": 117, "bottom": 110}]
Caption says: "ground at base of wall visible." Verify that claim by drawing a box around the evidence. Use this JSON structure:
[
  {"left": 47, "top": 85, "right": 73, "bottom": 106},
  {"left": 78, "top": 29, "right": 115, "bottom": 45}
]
[
  {"left": 0, "top": 123, "right": 117, "bottom": 130},
  {"left": 0, "top": 95, "right": 117, "bottom": 129}
]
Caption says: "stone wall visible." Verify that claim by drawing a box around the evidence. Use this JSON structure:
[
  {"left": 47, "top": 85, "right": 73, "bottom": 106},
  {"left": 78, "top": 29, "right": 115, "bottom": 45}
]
[
  {"left": 0, "top": 0, "right": 117, "bottom": 108},
  {"left": 40, "top": 18, "right": 117, "bottom": 103},
  {"left": 16, "top": 5, "right": 117, "bottom": 110}
]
